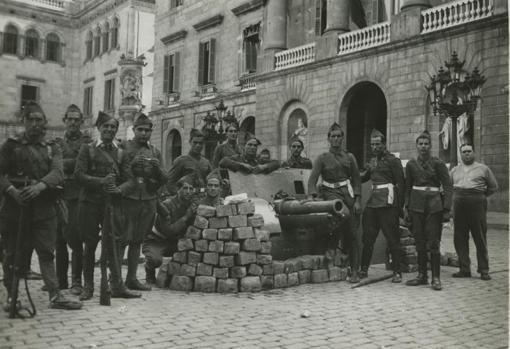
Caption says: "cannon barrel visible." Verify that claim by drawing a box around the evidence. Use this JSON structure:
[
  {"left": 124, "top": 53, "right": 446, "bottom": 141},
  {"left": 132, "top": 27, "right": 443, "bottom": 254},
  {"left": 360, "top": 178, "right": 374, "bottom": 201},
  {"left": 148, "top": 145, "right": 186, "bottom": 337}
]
[{"left": 274, "top": 199, "right": 345, "bottom": 217}]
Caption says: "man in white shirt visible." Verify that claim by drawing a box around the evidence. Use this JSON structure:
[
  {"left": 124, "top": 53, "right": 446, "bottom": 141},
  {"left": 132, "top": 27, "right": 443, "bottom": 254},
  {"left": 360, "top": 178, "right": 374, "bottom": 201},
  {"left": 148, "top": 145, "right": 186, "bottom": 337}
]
[{"left": 449, "top": 144, "right": 498, "bottom": 281}]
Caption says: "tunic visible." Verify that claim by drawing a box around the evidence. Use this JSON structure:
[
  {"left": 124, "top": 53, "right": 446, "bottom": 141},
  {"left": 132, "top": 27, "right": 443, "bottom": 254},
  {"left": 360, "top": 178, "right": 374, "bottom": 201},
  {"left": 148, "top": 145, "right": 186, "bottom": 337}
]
[
  {"left": 167, "top": 154, "right": 212, "bottom": 195},
  {"left": 281, "top": 155, "right": 313, "bottom": 169},
  {"left": 219, "top": 154, "right": 280, "bottom": 173},
  {"left": 212, "top": 141, "right": 243, "bottom": 168}
]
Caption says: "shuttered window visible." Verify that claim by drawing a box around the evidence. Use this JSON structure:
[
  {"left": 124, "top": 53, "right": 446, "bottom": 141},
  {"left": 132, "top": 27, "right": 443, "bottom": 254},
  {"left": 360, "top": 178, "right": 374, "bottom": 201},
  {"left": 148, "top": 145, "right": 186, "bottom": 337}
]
[
  {"left": 83, "top": 86, "right": 93, "bottom": 117},
  {"left": 163, "top": 52, "right": 181, "bottom": 93},
  {"left": 104, "top": 78, "right": 115, "bottom": 111},
  {"left": 198, "top": 38, "right": 216, "bottom": 86},
  {"left": 315, "top": 0, "right": 327, "bottom": 36}
]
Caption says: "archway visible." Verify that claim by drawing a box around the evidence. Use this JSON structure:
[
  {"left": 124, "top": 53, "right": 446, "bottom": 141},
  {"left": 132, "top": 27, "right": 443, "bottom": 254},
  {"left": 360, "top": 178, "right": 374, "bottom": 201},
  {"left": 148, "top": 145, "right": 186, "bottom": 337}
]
[
  {"left": 341, "top": 82, "right": 387, "bottom": 167},
  {"left": 165, "top": 129, "right": 182, "bottom": 167},
  {"left": 239, "top": 116, "right": 255, "bottom": 147},
  {"left": 287, "top": 108, "right": 308, "bottom": 158}
]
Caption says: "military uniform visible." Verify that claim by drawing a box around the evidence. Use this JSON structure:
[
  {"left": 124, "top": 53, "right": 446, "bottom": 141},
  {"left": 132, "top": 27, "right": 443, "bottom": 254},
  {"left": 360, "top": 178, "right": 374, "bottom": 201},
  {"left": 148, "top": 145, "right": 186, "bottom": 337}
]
[
  {"left": 360, "top": 150, "right": 405, "bottom": 276},
  {"left": 212, "top": 141, "right": 242, "bottom": 168},
  {"left": 219, "top": 154, "right": 280, "bottom": 173},
  {"left": 54, "top": 131, "right": 92, "bottom": 291},
  {"left": 167, "top": 154, "right": 212, "bottom": 195},
  {"left": 281, "top": 155, "right": 313, "bottom": 169},
  {"left": 0, "top": 133, "right": 63, "bottom": 300}
]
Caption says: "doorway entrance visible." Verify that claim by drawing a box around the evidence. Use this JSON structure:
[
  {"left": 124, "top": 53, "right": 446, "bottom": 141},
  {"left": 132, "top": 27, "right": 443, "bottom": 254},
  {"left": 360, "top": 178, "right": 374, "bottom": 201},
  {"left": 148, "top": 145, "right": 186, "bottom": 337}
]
[{"left": 165, "top": 129, "right": 182, "bottom": 167}]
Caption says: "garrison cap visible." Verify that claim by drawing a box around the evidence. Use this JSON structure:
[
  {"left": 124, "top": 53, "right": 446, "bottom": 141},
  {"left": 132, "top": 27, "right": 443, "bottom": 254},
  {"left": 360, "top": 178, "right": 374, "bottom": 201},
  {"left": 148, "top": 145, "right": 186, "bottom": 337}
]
[
  {"left": 245, "top": 136, "right": 262, "bottom": 146},
  {"left": 189, "top": 128, "right": 204, "bottom": 141},
  {"left": 177, "top": 174, "right": 197, "bottom": 188},
  {"left": 370, "top": 129, "right": 385, "bottom": 140},
  {"left": 328, "top": 122, "right": 344, "bottom": 136},
  {"left": 65, "top": 104, "right": 82, "bottom": 118},
  {"left": 416, "top": 130, "right": 431, "bottom": 142},
  {"left": 133, "top": 112, "right": 153, "bottom": 127},
  {"left": 95, "top": 111, "right": 119, "bottom": 128},
  {"left": 206, "top": 170, "right": 221, "bottom": 183},
  {"left": 22, "top": 101, "right": 46, "bottom": 120},
  {"left": 289, "top": 135, "right": 304, "bottom": 148},
  {"left": 260, "top": 148, "right": 270, "bottom": 156}
]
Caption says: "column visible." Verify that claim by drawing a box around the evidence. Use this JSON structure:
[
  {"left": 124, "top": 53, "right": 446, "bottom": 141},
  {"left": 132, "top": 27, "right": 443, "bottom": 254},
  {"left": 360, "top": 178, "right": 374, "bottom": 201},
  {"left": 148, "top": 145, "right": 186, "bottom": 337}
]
[
  {"left": 325, "top": 0, "right": 350, "bottom": 34},
  {"left": 400, "top": 0, "right": 431, "bottom": 11},
  {"left": 126, "top": 6, "right": 136, "bottom": 58},
  {"left": 391, "top": 0, "right": 431, "bottom": 41},
  {"left": 261, "top": 0, "right": 288, "bottom": 72}
]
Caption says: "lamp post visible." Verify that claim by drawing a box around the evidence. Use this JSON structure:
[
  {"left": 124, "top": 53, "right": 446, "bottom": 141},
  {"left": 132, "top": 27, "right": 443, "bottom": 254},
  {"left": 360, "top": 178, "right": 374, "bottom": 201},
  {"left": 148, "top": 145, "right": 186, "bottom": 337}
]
[
  {"left": 201, "top": 100, "right": 238, "bottom": 160},
  {"left": 426, "top": 52, "right": 486, "bottom": 166}
]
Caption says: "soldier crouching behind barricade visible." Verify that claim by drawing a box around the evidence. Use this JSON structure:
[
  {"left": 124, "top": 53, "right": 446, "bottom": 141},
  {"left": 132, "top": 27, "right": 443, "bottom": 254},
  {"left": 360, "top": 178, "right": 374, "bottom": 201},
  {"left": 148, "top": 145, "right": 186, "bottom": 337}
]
[
  {"left": 74, "top": 111, "right": 140, "bottom": 300},
  {"left": 142, "top": 175, "right": 198, "bottom": 284},
  {"left": 117, "top": 113, "right": 167, "bottom": 291},
  {"left": 0, "top": 101, "right": 82, "bottom": 311},
  {"left": 200, "top": 171, "right": 224, "bottom": 207},
  {"left": 219, "top": 136, "right": 280, "bottom": 174}
]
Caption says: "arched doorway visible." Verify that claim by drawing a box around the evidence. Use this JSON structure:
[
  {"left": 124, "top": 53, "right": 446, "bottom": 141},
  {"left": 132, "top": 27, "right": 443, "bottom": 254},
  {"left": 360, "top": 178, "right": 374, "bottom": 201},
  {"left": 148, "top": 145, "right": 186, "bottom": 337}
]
[
  {"left": 287, "top": 108, "right": 308, "bottom": 157},
  {"left": 165, "top": 129, "right": 182, "bottom": 167},
  {"left": 239, "top": 116, "right": 255, "bottom": 147},
  {"left": 341, "top": 82, "right": 387, "bottom": 167}
]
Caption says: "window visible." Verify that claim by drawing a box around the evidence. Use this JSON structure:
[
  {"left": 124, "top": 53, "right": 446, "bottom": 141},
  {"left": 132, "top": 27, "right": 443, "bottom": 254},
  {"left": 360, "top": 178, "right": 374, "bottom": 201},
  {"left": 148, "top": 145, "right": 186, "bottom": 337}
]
[
  {"left": 46, "top": 33, "right": 60, "bottom": 62},
  {"left": 315, "top": 0, "right": 327, "bottom": 36},
  {"left": 163, "top": 52, "right": 180, "bottom": 93},
  {"left": 3, "top": 25, "right": 18, "bottom": 55},
  {"left": 198, "top": 39, "right": 215, "bottom": 86},
  {"left": 104, "top": 78, "right": 115, "bottom": 111},
  {"left": 20, "top": 85, "right": 38, "bottom": 110},
  {"left": 170, "top": 0, "right": 183, "bottom": 8},
  {"left": 103, "top": 23, "right": 110, "bottom": 53},
  {"left": 25, "top": 29, "right": 39, "bottom": 58},
  {"left": 111, "top": 18, "right": 119, "bottom": 48},
  {"left": 83, "top": 86, "right": 93, "bottom": 117},
  {"left": 85, "top": 31, "right": 93, "bottom": 60},
  {"left": 94, "top": 27, "right": 101, "bottom": 56},
  {"left": 243, "top": 24, "right": 260, "bottom": 74}
]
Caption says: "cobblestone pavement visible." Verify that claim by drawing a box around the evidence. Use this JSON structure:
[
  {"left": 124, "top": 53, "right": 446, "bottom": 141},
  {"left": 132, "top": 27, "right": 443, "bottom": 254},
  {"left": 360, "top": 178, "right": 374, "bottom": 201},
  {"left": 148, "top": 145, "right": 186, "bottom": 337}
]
[{"left": 0, "top": 227, "right": 507, "bottom": 349}]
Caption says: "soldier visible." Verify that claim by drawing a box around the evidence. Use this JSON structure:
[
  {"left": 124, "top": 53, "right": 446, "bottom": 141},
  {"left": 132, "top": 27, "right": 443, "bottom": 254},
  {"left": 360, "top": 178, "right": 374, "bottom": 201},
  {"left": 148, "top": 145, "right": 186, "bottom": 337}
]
[
  {"left": 212, "top": 124, "right": 242, "bottom": 168},
  {"left": 0, "top": 101, "right": 82, "bottom": 310},
  {"left": 200, "top": 171, "right": 224, "bottom": 207},
  {"left": 167, "top": 129, "right": 212, "bottom": 195},
  {"left": 142, "top": 175, "right": 197, "bottom": 284},
  {"left": 359, "top": 129, "right": 405, "bottom": 282},
  {"left": 219, "top": 137, "right": 280, "bottom": 174},
  {"left": 117, "top": 113, "right": 167, "bottom": 291},
  {"left": 54, "top": 104, "right": 92, "bottom": 294},
  {"left": 307, "top": 123, "right": 361, "bottom": 283},
  {"left": 74, "top": 111, "right": 140, "bottom": 300},
  {"left": 405, "top": 130, "right": 452, "bottom": 291},
  {"left": 281, "top": 138, "right": 313, "bottom": 169},
  {"left": 450, "top": 143, "right": 498, "bottom": 280}
]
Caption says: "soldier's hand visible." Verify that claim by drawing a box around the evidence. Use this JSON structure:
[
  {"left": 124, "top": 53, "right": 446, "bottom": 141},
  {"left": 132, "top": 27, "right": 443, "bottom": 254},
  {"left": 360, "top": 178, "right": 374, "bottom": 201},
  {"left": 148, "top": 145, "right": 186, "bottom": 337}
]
[
  {"left": 240, "top": 163, "right": 254, "bottom": 173},
  {"left": 185, "top": 202, "right": 198, "bottom": 219},
  {"left": 149, "top": 158, "right": 160, "bottom": 168},
  {"left": 442, "top": 209, "right": 451, "bottom": 223},
  {"left": 20, "top": 182, "right": 47, "bottom": 202},
  {"left": 7, "top": 186, "right": 25, "bottom": 205},
  {"left": 102, "top": 173, "right": 116, "bottom": 186},
  {"left": 353, "top": 198, "right": 361, "bottom": 215},
  {"left": 104, "top": 185, "right": 121, "bottom": 195}
]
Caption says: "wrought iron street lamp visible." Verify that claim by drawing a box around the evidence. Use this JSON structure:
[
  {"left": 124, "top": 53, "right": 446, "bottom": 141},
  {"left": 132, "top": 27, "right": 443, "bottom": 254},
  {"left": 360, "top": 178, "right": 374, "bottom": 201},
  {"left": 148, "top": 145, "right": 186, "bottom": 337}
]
[
  {"left": 426, "top": 52, "right": 486, "bottom": 166},
  {"left": 201, "top": 100, "right": 238, "bottom": 160}
]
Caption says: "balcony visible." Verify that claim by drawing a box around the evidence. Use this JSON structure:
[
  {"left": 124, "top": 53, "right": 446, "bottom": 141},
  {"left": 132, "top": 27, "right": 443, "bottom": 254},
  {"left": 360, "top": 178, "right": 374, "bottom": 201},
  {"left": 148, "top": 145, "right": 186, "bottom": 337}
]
[
  {"left": 274, "top": 43, "right": 316, "bottom": 71},
  {"left": 14, "top": 0, "right": 68, "bottom": 11},
  {"left": 239, "top": 73, "right": 256, "bottom": 91},
  {"left": 337, "top": 21, "right": 391, "bottom": 56},
  {"left": 422, "top": 0, "right": 494, "bottom": 33}
]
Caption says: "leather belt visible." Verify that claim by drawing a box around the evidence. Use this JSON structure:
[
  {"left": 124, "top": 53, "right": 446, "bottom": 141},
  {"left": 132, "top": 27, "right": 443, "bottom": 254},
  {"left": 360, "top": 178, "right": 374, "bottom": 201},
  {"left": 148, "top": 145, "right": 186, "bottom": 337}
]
[
  {"left": 412, "top": 186, "right": 440, "bottom": 192},
  {"left": 322, "top": 179, "right": 354, "bottom": 198},
  {"left": 372, "top": 183, "right": 394, "bottom": 204}
]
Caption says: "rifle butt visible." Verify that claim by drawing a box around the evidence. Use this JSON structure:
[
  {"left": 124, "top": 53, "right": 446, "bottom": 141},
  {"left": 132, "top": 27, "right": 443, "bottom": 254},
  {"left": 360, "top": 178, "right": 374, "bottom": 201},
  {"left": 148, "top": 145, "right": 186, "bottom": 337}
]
[{"left": 8, "top": 275, "right": 20, "bottom": 318}]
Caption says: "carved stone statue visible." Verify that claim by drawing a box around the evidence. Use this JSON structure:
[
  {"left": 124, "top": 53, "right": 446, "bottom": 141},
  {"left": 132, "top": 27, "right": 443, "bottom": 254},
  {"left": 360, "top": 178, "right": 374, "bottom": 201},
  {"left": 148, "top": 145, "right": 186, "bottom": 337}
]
[{"left": 120, "top": 70, "right": 142, "bottom": 106}]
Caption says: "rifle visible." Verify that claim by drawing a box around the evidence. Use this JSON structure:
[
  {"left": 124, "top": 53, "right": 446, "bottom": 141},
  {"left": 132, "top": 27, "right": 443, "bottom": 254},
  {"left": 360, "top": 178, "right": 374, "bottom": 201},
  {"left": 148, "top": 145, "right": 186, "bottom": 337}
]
[
  {"left": 350, "top": 273, "right": 394, "bottom": 289},
  {"left": 99, "top": 223, "right": 111, "bottom": 306}
]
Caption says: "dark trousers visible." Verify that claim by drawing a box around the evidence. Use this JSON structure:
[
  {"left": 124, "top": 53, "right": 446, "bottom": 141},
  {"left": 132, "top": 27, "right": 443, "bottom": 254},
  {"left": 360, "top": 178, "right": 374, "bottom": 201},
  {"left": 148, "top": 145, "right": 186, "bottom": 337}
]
[
  {"left": 453, "top": 192, "right": 489, "bottom": 273},
  {"left": 361, "top": 207, "right": 401, "bottom": 272},
  {"left": 56, "top": 220, "right": 69, "bottom": 289},
  {"left": 62, "top": 200, "right": 82, "bottom": 288},
  {"left": 142, "top": 233, "right": 178, "bottom": 270},
  {"left": 1, "top": 217, "right": 59, "bottom": 299},
  {"left": 410, "top": 210, "right": 443, "bottom": 254}
]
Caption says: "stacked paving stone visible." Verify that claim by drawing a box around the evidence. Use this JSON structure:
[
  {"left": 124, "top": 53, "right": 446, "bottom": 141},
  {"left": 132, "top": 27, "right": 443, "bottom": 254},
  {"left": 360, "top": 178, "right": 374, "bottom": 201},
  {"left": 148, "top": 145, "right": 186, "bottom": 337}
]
[
  {"left": 156, "top": 201, "right": 349, "bottom": 293},
  {"left": 399, "top": 225, "right": 418, "bottom": 273}
]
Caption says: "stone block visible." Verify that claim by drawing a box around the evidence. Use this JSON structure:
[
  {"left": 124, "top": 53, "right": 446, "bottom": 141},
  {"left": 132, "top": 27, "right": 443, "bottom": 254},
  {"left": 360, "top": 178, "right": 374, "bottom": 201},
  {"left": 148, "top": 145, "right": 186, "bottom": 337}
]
[
  {"left": 247, "top": 214, "right": 264, "bottom": 228},
  {"left": 272, "top": 261, "right": 285, "bottom": 274},
  {"left": 196, "top": 205, "right": 216, "bottom": 218},
  {"left": 217, "top": 278, "right": 239, "bottom": 293},
  {"left": 209, "top": 240, "right": 224, "bottom": 253},
  {"left": 180, "top": 264, "right": 196, "bottom": 277},
  {"left": 202, "top": 229, "right": 218, "bottom": 240},
  {"left": 194, "top": 276, "right": 216, "bottom": 293},
  {"left": 242, "top": 238, "right": 261, "bottom": 252},
  {"left": 185, "top": 226, "right": 202, "bottom": 240},
  {"left": 311, "top": 269, "right": 329, "bottom": 283},
  {"left": 196, "top": 263, "right": 213, "bottom": 276},
  {"left": 216, "top": 204, "right": 237, "bottom": 217},
  {"left": 219, "top": 255, "right": 234, "bottom": 268},
  {"left": 300, "top": 255, "right": 315, "bottom": 270},
  {"left": 194, "top": 215, "right": 209, "bottom": 229},
  {"left": 233, "top": 227, "right": 254, "bottom": 240},
  {"left": 262, "top": 264, "right": 274, "bottom": 275},
  {"left": 155, "top": 263, "right": 170, "bottom": 288},
  {"left": 209, "top": 217, "right": 228, "bottom": 229},
  {"left": 235, "top": 251, "right": 257, "bottom": 265},
  {"left": 298, "top": 270, "right": 311, "bottom": 284},
  {"left": 177, "top": 238, "right": 194, "bottom": 251},
  {"left": 173, "top": 252, "right": 187, "bottom": 264},
  {"left": 260, "top": 275, "right": 274, "bottom": 289},
  {"left": 316, "top": 255, "right": 326, "bottom": 269},
  {"left": 195, "top": 239, "right": 209, "bottom": 252},
  {"left": 169, "top": 275, "right": 193, "bottom": 291},
  {"left": 274, "top": 273, "right": 288, "bottom": 288},
  {"left": 284, "top": 258, "right": 302, "bottom": 273},
  {"left": 240, "top": 276, "right": 261, "bottom": 292},
  {"left": 168, "top": 261, "right": 181, "bottom": 275},
  {"left": 213, "top": 267, "right": 229, "bottom": 279},
  {"left": 187, "top": 251, "right": 202, "bottom": 266},
  {"left": 248, "top": 263, "right": 263, "bottom": 276},
  {"left": 254, "top": 229, "right": 270, "bottom": 241},
  {"left": 257, "top": 254, "right": 272, "bottom": 265},
  {"left": 228, "top": 215, "right": 248, "bottom": 228},
  {"left": 203, "top": 252, "right": 219, "bottom": 265},
  {"left": 287, "top": 272, "right": 299, "bottom": 287},
  {"left": 230, "top": 266, "right": 247, "bottom": 278},
  {"left": 328, "top": 266, "right": 343, "bottom": 281},
  {"left": 260, "top": 241, "right": 272, "bottom": 254},
  {"left": 217, "top": 228, "right": 233, "bottom": 241},
  {"left": 223, "top": 242, "right": 241, "bottom": 254},
  {"left": 237, "top": 201, "right": 255, "bottom": 215}
]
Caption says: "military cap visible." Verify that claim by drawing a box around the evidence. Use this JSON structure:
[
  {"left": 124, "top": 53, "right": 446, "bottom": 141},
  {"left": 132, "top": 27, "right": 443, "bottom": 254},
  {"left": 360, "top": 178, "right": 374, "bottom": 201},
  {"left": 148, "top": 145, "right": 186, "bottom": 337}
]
[
  {"left": 370, "top": 129, "right": 385, "bottom": 141},
  {"left": 95, "top": 111, "right": 119, "bottom": 128},
  {"left": 327, "top": 122, "right": 344, "bottom": 136},
  {"left": 133, "top": 112, "right": 153, "bottom": 127},
  {"left": 177, "top": 174, "right": 197, "bottom": 188},
  {"left": 260, "top": 148, "right": 270, "bottom": 156},
  {"left": 289, "top": 136, "right": 304, "bottom": 148},
  {"left": 245, "top": 136, "right": 262, "bottom": 146},
  {"left": 206, "top": 170, "right": 221, "bottom": 183},
  {"left": 21, "top": 101, "right": 46, "bottom": 120},
  {"left": 65, "top": 104, "right": 82, "bottom": 116},
  {"left": 189, "top": 128, "right": 204, "bottom": 141},
  {"left": 416, "top": 130, "right": 431, "bottom": 142}
]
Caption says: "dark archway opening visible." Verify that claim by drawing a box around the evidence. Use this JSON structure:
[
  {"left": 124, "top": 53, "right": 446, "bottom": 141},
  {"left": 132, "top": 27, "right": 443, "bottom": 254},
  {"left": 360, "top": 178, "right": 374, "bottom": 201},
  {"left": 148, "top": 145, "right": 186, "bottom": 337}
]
[
  {"left": 166, "top": 129, "right": 182, "bottom": 167},
  {"left": 239, "top": 116, "right": 255, "bottom": 148}
]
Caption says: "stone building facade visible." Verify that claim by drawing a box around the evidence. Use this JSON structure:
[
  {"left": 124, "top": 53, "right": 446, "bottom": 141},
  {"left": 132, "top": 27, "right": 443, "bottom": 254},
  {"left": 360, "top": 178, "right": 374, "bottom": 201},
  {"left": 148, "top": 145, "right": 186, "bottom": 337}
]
[
  {"left": 151, "top": 0, "right": 508, "bottom": 211},
  {"left": 0, "top": 0, "right": 155, "bottom": 140}
]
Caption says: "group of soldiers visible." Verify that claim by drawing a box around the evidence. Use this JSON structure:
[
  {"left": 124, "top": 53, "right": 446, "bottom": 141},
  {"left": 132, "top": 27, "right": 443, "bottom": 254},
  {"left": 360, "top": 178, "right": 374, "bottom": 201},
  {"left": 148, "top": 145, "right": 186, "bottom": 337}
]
[{"left": 0, "top": 101, "right": 498, "bottom": 313}]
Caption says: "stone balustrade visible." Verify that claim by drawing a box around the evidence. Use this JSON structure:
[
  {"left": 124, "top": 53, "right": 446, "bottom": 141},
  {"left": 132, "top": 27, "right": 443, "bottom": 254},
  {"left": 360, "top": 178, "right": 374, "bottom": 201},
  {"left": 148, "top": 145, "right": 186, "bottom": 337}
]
[
  {"left": 15, "top": 0, "right": 67, "bottom": 10},
  {"left": 422, "top": 0, "right": 494, "bottom": 33},
  {"left": 239, "top": 73, "right": 256, "bottom": 91},
  {"left": 337, "top": 21, "right": 391, "bottom": 56},
  {"left": 274, "top": 43, "right": 316, "bottom": 71}
]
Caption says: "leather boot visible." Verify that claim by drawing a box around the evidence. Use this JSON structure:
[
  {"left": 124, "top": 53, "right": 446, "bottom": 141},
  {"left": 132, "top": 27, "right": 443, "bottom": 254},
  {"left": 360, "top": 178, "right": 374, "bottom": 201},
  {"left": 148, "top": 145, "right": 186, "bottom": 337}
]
[
  {"left": 145, "top": 267, "right": 156, "bottom": 284},
  {"left": 108, "top": 241, "right": 141, "bottom": 299},
  {"left": 79, "top": 246, "right": 95, "bottom": 301},
  {"left": 431, "top": 253, "right": 442, "bottom": 291},
  {"left": 124, "top": 244, "right": 151, "bottom": 291},
  {"left": 70, "top": 250, "right": 83, "bottom": 296},
  {"left": 406, "top": 251, "right": 428, "bottom": 286},
  {"left": 359, "top": 266, "right": 368, "bottom": 279}
]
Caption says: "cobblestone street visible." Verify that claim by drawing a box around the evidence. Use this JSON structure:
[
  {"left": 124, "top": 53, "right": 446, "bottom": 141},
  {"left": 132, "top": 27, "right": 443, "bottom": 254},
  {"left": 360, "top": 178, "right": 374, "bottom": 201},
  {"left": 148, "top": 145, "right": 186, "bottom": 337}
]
[{"left": 1, "top": 226, "right": 508, "bottom": 349}]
